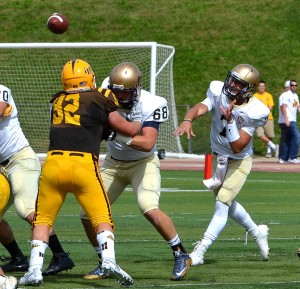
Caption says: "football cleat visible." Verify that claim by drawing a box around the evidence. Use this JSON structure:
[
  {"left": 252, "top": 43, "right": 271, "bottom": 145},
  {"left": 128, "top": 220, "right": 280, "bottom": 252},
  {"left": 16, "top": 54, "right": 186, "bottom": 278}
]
[
  {"left": 42, "top": 252, "right": 75, "bottom": 276},
  {"left": 253, "top": 225, "right": 270, "bottom": 261},
  {"left": 1, "top": 256, "right": 29, "bottom": 272},
  {"left": 1, "top": 275, "right": 18, "bottom": 289},
  {"left": 171, "top": 251, "right": 192, "bottom": 281},
  {"left": 83, "top": 260, "right": 106, "bottom": 280},
  {"left": 102, "top": 258, "right": 133, "bottom": 287},
  {"left": 18, "top": 267, "right": 43, "bottom": 286},
  {"left": 189, "top": 240, "right": 207, "bottom": 266}
]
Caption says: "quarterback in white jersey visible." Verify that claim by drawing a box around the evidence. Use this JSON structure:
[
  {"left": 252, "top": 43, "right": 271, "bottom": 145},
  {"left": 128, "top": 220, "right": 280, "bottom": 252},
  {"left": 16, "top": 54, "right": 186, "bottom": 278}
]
[
  {"left": 175, "top": 64, "right": 270, "bottom": 275},
  {"left": 80, "top": 62, "right": 191, "bottom": 281}
]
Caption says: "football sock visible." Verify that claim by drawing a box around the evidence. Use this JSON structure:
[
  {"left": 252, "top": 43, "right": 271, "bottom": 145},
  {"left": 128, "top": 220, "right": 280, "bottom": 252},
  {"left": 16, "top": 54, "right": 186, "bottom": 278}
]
[
  {"left": 202, "top": 201, "right": 229, "bottom": 248},
  {"left": 97, "top": 231, "right": 115, "bottom": 260},
  {"left": 228, "top": 201, "right": 257, "bottom": 232},
  {"left": 169, "top": 234, "right": 186, "bottom": 253},
  {"left": 29, "top": 240, "right": 48, "bottom": 270},
  {"left": 267, "top": 141, "right": 276, "bottom": 150},
  {"left": 3, "top": 239, "right": 25, "bottom": 258},
  {"left": 48, "top": 234, "right": 65, "bottom": 254}
]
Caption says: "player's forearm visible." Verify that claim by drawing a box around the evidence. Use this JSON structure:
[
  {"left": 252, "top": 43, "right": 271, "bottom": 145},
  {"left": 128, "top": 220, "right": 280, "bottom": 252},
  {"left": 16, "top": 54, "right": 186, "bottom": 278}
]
[
  {"left": 184, "top": 103, "right": 208, "bottom": 121},
  {"left": 129, "top": 136, "right": 156, "bottom": 152}
]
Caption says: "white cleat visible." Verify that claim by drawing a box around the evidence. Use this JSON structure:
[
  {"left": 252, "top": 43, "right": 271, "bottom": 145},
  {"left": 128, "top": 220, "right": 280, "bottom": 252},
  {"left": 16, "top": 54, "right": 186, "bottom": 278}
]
[
  {"left": 18, "top": 268, "right": 43, "bottom": 286},
  {"left": 254, "top": 225, "right": 270, "bottom": 261},
  {"left": 102, "top": 258, "right": 133, "bottom": 287},
  {"left": 1, "top": 276, "right": 18, "bottom": 289},
  {"left": 189, "top": 240, "right": 207, "bottom": 266}
]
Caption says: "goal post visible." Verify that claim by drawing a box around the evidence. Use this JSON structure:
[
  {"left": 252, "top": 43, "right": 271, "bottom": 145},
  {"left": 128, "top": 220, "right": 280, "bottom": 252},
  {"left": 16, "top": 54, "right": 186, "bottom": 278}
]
[{"left": 0, "top": 42, "right": 184, "bottom": 156}]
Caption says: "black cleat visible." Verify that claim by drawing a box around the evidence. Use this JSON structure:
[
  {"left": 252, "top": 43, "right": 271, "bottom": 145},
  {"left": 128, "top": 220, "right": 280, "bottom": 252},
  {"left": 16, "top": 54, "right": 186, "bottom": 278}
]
[
  {"left": 42, "top": 252, "right": 75, "bottom": 276},
  {"left": 1, "top": 256, "right": 29, "bottom": 272}
]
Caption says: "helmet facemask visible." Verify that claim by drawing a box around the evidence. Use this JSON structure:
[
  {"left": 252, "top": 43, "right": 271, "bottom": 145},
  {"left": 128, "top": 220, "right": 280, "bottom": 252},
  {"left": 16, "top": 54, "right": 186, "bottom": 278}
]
[{"left": 109, "top": 83, "right": 141, "bottom": 109}]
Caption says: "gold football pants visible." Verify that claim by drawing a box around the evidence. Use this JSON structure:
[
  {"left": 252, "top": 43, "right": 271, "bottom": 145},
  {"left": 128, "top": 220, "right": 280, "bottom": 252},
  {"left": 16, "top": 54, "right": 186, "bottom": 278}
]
[{"left": 34, "top": 150, "right": 113, "bottom": 230}]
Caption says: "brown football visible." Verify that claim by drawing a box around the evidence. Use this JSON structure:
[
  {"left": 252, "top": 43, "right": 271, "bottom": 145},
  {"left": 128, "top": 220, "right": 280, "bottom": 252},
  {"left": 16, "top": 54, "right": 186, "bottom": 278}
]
[{"left": 47, "top": 13, "right": 69, "bottom": 34}]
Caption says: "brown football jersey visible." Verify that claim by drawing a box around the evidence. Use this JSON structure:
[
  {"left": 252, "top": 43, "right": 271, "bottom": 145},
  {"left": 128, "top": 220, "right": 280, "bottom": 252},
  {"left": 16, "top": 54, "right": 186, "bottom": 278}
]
[{"left": 49, "top": 87, "right": 118, "bottom": 156}]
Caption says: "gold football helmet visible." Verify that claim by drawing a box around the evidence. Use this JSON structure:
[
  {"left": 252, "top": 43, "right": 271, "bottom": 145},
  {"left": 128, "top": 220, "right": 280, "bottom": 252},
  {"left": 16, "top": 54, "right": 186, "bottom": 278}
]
[
  {"left": 223, "top": 64, "right": 260, "bottom": 100},
  {"left": 61, "top": 59, "right": 95, "bottom": 92},
  {"left": 108, "top": 62, "right": 142, "bottom": 109}
]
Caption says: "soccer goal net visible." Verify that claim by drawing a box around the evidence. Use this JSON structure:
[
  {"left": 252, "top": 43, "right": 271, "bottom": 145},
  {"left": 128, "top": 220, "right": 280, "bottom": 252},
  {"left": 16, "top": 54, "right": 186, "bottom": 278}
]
[{"left": 0, "top": 42, "right": 184, "bottom": 157}]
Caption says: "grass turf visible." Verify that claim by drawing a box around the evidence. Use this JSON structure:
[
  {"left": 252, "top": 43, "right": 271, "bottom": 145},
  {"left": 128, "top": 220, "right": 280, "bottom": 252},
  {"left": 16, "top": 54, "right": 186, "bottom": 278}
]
[{"left": 2, "top": 170, "right": 300, "bottom": 288}]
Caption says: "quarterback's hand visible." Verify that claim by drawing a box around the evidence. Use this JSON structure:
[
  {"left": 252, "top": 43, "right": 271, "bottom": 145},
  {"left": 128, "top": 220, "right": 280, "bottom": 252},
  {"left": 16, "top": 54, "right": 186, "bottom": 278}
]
[
  {"left": 174, "top": 120, "right": 195, "bottom": 139},
  {"left": 125, "top": 102, "right": 143, "bottom": 122},
  {"left": 220, "top": 99, "right": 236, "bottom": 122}
]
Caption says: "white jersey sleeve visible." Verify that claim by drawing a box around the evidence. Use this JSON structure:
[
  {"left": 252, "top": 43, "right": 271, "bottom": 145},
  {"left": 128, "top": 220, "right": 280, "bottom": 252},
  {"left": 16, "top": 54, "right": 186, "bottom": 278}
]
[
  {"left": 0, "top": 85, "right": 29, "bottom": 163},
  {"left": 201, "top": 80, "right": 224, "bottom": 111},
  {"left": 101, "top": 77, "right": 109, "bottom": 88}
]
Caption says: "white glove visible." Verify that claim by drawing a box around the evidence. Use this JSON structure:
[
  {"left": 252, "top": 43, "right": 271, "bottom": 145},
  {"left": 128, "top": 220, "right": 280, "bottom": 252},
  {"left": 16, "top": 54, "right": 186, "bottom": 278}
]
[{"left": 125, "top": 102, "right": 143, "bottom": 122}]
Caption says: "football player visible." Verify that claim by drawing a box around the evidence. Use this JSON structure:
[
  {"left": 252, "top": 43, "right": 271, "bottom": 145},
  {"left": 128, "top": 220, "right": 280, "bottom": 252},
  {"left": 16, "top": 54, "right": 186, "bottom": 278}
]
[
  {"left": 0, "top": 85, "right": 74, "bottom": 276},
  {"left": 174, "top": 64, "right": 270, "bottom": 277},
  {"left": 80, "top": 62, "right": 191, "bottom": 281},
  {"left": 19, "top": 59, "right": 141, "bottom": 286}
]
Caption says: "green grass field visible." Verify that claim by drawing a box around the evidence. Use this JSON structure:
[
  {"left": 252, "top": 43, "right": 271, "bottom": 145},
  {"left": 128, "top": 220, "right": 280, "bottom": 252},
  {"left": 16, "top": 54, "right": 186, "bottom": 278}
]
[{"left": 3, "top": 170, "right": 300, "bottom": 289}]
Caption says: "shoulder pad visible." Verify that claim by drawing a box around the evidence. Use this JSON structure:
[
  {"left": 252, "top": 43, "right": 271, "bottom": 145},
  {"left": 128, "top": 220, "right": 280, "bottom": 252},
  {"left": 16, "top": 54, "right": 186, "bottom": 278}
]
[
  {"left": 101, "top": 77, "right": 109, "bottom": 88},
  {"left": 241, "top": 98, "right": 270, "bottom": 127},
  {"left": 207, "top": 81, "right": 224, "bottom": 98},
  {"left": 140, "top": 92, "right": 169, "bottom": 123}
]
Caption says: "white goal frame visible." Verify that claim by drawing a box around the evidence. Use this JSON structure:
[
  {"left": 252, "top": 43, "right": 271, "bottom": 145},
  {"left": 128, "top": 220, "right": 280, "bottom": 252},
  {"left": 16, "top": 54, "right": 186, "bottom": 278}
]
[{"left": 0, "top": 42, "right": 184, "bottom": 157}]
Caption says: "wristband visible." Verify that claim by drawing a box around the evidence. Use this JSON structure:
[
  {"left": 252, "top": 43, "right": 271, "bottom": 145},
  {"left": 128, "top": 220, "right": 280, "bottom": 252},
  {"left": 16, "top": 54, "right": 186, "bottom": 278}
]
[
  {"left": 226, "top": 119, "right": 240, "bottom": 142},
  {"left": 183, "top": 119, "right": 192, "bottom": 123}
]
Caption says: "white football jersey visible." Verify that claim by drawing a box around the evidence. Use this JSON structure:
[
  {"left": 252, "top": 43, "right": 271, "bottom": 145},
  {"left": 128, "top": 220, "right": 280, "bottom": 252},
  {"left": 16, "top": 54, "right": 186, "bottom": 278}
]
[
  {"left": 0, "top": 85, "right": 29, "bottom": 163},
  {"left": 108, "top": 90, "right": 169, "bottom": 161},
  {"left": 201, "top": 81, "right": 270, "bottom": 159}
]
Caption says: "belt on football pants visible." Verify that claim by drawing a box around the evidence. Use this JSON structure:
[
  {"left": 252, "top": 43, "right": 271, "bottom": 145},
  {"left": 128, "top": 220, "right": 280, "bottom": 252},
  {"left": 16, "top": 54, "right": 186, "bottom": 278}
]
[
  {"left": 213, "top": 152, "right": 234, "bottom": 161},
  {"left": 110, "top": 155, "right": 144, "bottom": 162},
  {"left": 50, "top": 151, "right": 85, "bottom": 158}
]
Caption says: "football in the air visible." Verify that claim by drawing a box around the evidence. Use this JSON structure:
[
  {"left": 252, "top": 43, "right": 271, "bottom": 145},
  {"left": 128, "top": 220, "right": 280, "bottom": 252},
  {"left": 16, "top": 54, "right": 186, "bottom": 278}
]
[{"left": 47, "top": 13, "right": 69, "bottom": 34}]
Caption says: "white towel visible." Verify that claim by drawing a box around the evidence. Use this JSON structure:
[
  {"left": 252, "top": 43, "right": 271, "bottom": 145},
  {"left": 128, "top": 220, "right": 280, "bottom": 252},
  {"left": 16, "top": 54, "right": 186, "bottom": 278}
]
[{"left": 203, "top": 156, "right": 228, "bottom": 191}]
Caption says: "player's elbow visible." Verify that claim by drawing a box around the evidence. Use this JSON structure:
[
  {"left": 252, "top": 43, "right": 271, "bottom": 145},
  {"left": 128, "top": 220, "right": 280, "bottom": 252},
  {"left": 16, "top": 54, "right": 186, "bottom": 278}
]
[{"left": 144, "top": 143, "right": 156, "bottom": 152}]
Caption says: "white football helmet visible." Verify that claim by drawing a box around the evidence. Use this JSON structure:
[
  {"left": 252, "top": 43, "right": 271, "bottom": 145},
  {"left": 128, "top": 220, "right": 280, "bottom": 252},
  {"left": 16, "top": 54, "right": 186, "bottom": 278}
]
[{"left": 222, "top": 64, "right": 260, "bottom": 100}]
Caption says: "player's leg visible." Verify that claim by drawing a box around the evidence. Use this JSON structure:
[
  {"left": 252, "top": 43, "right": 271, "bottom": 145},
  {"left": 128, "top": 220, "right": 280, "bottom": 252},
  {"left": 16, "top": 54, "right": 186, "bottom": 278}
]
[
  {"left": 0, "top": 173, "right": 29, "bottom": 273},
  {"left": 76, "top": 155, "right": 133, "bottom": 286},
  {"left": 190, "top": 157, "right": 252, "bottom": 265},
  {"left": 5, "top": 148, "right": 74, "bottom": 275},
  {"left": 19, "top": 155, "right": 68, "bottom": 286},
  {"left": 80, "top": 156, "right": 127, "bottom": 279},
  {"left": 131, "top": 155, "right": 191, "bottom": 281},
  {"left": 228, "top": 201, "right": 269, "bottom": 260}
]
